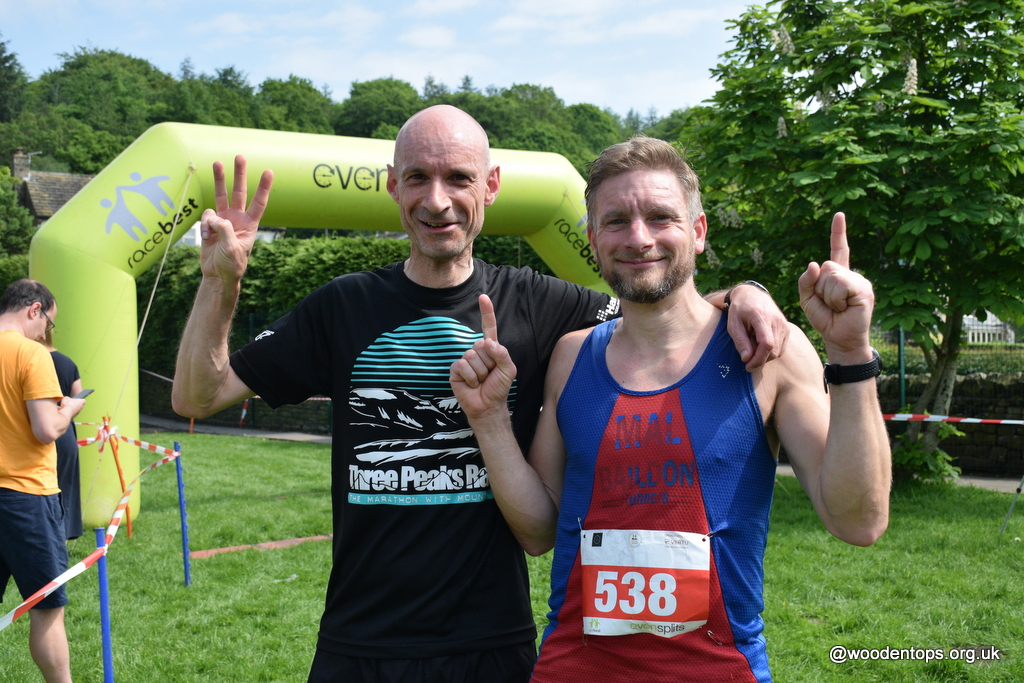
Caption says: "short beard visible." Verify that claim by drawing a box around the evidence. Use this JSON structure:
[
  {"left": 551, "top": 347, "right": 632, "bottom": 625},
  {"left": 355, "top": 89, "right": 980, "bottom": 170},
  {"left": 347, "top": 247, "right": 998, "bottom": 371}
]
[{"left": 602, "top": 250, "right": 695, "bottom": 304}]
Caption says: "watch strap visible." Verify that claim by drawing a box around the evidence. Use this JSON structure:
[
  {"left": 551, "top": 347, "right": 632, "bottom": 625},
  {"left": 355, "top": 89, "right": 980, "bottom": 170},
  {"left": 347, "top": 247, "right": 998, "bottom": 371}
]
[
  {"left": 823, "top": 348, "right": 881, "bottom": 393},
  {"left": 723, "top": 280, "right": 770, "bottom": 311}
]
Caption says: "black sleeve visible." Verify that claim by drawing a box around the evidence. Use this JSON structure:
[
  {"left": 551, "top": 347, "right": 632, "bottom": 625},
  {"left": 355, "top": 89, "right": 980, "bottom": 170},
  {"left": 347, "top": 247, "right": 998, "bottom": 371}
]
[
  {"left": 229, "top": 283, "right": 335, "bottom": 408},
  {"left": 50, "top": 352, "right": 80, "bottom": 397},
  {"left": 527, "top": 270, "right": 619, "bottom": 344}
]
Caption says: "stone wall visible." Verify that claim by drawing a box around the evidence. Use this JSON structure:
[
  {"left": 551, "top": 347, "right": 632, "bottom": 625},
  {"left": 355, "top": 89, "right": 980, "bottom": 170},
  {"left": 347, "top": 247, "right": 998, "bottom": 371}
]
[
  {"left": 878, "top": 372, "right": 1024, "bottom": 478},
  {"left": 140, "top": 371, "right": 1024, "bottom": 478}
]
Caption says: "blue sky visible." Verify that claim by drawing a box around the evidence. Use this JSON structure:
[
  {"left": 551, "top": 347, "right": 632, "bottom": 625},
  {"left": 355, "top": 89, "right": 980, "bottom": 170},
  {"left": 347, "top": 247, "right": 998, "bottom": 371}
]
[{"left": 0, "top": 0, "right": 754, "bottom": 118}]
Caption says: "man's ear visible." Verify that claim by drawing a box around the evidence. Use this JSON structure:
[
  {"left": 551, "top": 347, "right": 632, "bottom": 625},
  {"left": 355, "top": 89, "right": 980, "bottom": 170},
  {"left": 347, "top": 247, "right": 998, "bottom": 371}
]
[
  {"left": 693, "top": 213, "right": 708, "bottom": 254},
  {"left": 484, "top": 165, "right": 501, "bottom": 206},
  {"left": 587, "top": 224, "right": 600, "bottom": 260},
  {"left": 386, "top": 165, "right": 399, "bottom": 203}
]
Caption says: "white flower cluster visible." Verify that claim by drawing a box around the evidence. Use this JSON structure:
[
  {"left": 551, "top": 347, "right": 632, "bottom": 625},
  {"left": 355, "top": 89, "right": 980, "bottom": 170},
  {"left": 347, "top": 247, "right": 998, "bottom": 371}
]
[
  {"left": 751, "top": 248, "right": 763, "bottom": 266},
  {"left": 816, "top": 87, "right": 836, "bottom": 110},
  {"left": 704, "top": 244, "right": 723, "bottom": 268},
  {"left": 716, "top": 207, "right": 744, "bottom": 229},
  {"left": 777, "top": 116, "right": 788, "bottom": 138},
  {"left": 771, "top": 26, "right": 796, "bottom": 55},
  {"left": 779, "top": 25, "right": 795, "bottom": 54},
  {"left": 902, "top": 57, "right": 918, "bottom": 95}
]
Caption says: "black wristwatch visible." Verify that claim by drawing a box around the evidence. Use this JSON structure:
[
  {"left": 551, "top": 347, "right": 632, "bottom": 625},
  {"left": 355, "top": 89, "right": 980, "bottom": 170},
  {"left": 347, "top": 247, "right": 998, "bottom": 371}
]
[
  {"left": 823, "top": 348, "right": 881, "bottom": 393},
  {"left": 722, "top": 280, "right": 770, "bottom": 311}
]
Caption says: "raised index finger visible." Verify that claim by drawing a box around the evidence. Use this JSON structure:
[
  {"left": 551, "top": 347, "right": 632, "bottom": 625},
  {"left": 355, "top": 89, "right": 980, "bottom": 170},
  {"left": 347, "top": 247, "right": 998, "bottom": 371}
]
[
  {"left": 479, "top": 294, "right": 498, "bottom": 342},
  {"left": 830, "top": 212, "right": 850, "bottom": 269}
]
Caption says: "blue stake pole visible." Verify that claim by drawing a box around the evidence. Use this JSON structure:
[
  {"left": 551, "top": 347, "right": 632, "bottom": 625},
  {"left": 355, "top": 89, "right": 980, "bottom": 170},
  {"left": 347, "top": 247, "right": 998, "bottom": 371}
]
[
  {"left": 175, "top": 442, "right": 191, "bottom": 587},
  {"left": 94, "top": 528, "right": 114, "bottom": 683}
]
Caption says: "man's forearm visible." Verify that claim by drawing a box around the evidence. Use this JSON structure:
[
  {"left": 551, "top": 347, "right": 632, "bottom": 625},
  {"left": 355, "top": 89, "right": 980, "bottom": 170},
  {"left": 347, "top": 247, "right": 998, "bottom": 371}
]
[
  {"left": 703, "top": 289, "right": 727, "bottom": 309},
  {"left": 171, "top": 276, "right": 247, "bottom": 418},
  {"left": 28, "top": 398, "right": 83, "bottom": 444},
  {"left": 468, "top": 410, "right": 560, "bottom": 556},
  {"left": 816, "top": 382, "right": 891, "bottom": 546}
]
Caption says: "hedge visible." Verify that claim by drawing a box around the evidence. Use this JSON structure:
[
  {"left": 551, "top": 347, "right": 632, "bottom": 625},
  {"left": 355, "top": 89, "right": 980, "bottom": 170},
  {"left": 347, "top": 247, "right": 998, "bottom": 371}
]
[{"left": 136, "top": 233, "right": 552, "bottom": 376}]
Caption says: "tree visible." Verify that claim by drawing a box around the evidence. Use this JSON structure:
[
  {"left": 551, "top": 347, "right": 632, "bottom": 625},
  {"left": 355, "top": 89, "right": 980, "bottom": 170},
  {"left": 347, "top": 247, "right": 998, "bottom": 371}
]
[
  {"left": 0, "top": 105, "right": 124, "bottom": 174},
  {"left": 0, "top": 33, "right": 26, "bottom": 123},
  {"left": 26, "top": 48, "right": 174, "bottom": 139},
  {"left": 255, "top": 75, "right": 333, "bottom": 134},
  {"left": 686, "top": 0, "right": 1024, "bottom": 456},
  {"left": 566, "top": 103, "right": 622, "bottom": 153},
  {"left": 332, "top": 78, "right": 423, "bottom": 138},
  {"left": 644, "top": 108, "right": 691, "bottom": 141},
  {"left": 422, "top": 75, "right": 450, "bottom": 100},
  {"left": 502, "top": 121, "right": 593, "bottom": 173},
  {"left": 203, "top": 66, "right": 259, "bottom": 128},
  {"left": 0, "top": 166, "right": 35, "bottom": 257},
  {"left": 501, "top": 84, "right": 567, "bottom": 125}
]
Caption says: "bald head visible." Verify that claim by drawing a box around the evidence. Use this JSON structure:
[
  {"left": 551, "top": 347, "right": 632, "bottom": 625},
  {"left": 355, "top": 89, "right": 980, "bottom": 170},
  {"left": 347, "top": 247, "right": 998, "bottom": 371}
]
[
  {"left": 386, "top": 105, "right": 501, "bottom": 280},
  {"left": 394, "top": 105, "right": 491, "bottom": 168}
]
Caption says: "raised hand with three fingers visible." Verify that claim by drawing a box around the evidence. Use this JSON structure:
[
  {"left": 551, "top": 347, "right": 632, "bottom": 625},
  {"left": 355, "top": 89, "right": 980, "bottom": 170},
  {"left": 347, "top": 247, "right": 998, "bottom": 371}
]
[{"left": 200, "top": 155, "right": 274, "bottom": 284}]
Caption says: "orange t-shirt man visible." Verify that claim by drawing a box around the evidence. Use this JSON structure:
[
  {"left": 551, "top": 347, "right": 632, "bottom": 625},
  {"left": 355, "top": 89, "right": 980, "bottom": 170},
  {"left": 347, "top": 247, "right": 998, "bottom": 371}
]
[{"left": 0, "top": 330, "right": 63, "bottom": 495}]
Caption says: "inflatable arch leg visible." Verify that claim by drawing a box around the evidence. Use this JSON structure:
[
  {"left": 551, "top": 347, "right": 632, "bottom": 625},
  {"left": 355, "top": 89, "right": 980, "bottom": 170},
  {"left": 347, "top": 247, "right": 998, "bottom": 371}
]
[{"left": 30, "top": 122, "right": 610, "bottom": 528}]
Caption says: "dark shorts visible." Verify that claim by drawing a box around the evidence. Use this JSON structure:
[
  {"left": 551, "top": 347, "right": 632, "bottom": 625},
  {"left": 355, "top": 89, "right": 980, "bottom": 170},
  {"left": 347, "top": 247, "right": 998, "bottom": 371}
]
[
  {"left": 0, "top": 488, "right": 69, "bottom": 609},
  {"left": 307, "top": 641, "right": 536, "bottom": 683}
]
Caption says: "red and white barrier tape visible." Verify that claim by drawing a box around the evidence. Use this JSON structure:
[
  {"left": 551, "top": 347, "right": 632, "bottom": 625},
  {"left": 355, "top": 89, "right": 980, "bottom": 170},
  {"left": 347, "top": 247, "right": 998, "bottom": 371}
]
[
  {"left": 0, "top": 430, "right": 180, "bottom": 632},
  {"left": 77, "top": 423, "right": 118, "bottom": 449},
  {"left": 885, "top": 413, "right": 1024, "bottom": 427}
]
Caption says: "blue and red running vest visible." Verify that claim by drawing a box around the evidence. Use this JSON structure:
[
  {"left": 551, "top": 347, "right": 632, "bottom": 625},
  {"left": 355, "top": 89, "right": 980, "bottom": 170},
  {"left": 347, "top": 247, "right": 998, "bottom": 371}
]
[{"left": 533, "top": 314, "right": 777, "bottom": 682}]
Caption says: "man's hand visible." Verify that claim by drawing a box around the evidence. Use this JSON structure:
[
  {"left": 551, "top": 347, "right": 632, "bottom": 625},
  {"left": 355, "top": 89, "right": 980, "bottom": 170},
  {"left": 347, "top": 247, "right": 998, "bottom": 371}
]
[
  {"left": 798, "top": 213, "right": 875, "bottom": 363},
  {"left": 59, "top": 396, "right": 86, "bottom": 419},
  {"left": 725, "top": 284, "right": 790, "bottom": 371},
  {"left": 200, "top": 155, "right": 274, "bottom": 283},
  {"left": 450, "top": 295, "right": 517, "bottom": 421}
]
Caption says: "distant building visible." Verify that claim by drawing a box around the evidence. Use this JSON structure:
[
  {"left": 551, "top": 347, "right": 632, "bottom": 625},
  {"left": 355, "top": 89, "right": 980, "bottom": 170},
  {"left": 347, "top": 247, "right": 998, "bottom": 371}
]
[
  {"left": 12, "top": 148, "right": 94, "bottom": 226},
  {"left": 963, "top": 311, "right": 1016, "bottom": 344},
  {"left": 11, "top": 148, "right": 285, "bottom": 244}
]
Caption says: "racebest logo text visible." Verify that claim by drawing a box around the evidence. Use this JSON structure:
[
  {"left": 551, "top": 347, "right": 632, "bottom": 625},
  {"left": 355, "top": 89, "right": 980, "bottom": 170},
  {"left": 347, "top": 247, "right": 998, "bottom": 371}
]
[{"left": 100, "top": 172, "right": 200, "bottom": 269}]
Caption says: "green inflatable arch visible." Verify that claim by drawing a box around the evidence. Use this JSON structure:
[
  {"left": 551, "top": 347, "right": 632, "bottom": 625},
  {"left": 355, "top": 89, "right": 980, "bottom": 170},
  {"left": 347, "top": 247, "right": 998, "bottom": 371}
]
[{"left": 29, "top": 122, "right": 609, "bottom": 527}]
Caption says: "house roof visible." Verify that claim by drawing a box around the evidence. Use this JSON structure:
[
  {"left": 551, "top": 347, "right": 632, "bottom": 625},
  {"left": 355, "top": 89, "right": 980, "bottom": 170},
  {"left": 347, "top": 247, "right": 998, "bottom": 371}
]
[{"left": 21, "top": 171, "right": 95, "bottom": 219}]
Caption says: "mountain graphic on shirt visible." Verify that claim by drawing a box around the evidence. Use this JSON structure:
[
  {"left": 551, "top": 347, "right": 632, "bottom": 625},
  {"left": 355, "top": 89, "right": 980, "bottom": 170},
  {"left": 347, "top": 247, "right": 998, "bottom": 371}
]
[
  {"left": 350, "top": 387, "right": 478, "bottom": 464},
  {"left": 348, "top": 317, "right": 516, "bottom": 466}
]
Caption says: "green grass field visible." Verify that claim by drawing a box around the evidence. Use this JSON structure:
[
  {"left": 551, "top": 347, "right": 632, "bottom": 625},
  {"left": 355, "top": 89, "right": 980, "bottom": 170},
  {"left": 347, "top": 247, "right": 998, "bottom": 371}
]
[{"left": 1, "top": 433, "right": 1021, "bottom": 681}]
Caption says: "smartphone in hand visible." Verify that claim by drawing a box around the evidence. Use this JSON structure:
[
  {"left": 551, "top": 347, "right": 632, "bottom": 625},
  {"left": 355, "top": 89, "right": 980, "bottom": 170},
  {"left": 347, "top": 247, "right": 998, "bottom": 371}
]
[{"left": 73, "top": 389, "right": 94, "bottom": 399}]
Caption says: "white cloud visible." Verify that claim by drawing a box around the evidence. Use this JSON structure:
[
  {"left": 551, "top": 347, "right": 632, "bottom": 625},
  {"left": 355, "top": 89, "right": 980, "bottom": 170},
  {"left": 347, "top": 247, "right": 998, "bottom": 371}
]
[
  {"left": 405, "top": 0, "right": 482, "bottom": 15},
  {"left": 398, "top": 25, "right": 458, "bottom": 49}
]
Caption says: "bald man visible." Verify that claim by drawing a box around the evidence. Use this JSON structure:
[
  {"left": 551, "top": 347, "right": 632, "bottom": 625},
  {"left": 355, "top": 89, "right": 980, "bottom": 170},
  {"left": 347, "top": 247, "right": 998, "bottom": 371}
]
[{"left": 173, "top": 105, "right": 788, "bottom": 682}]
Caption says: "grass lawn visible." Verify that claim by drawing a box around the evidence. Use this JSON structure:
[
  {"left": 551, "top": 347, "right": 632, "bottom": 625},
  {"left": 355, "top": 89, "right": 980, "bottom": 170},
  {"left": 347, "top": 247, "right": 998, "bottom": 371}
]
[{"left": 1, "top": 433, "right": 1021, "bottom": 681}]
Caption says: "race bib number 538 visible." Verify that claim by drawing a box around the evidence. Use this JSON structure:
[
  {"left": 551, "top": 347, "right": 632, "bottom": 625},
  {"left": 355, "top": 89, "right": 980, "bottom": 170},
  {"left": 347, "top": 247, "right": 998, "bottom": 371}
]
[{"left": 580, "top": 529, "right": 710, "bottom": 638}]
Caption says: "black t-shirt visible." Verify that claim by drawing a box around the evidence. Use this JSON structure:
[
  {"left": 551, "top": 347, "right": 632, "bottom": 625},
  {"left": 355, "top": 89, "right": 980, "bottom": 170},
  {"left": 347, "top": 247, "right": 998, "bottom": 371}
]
[
  {"left": 50, "top": 350, "right": 82, "bottom": 539},
  {"left": 231, "top": 260, "right": 616, "bottom": 658}
]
